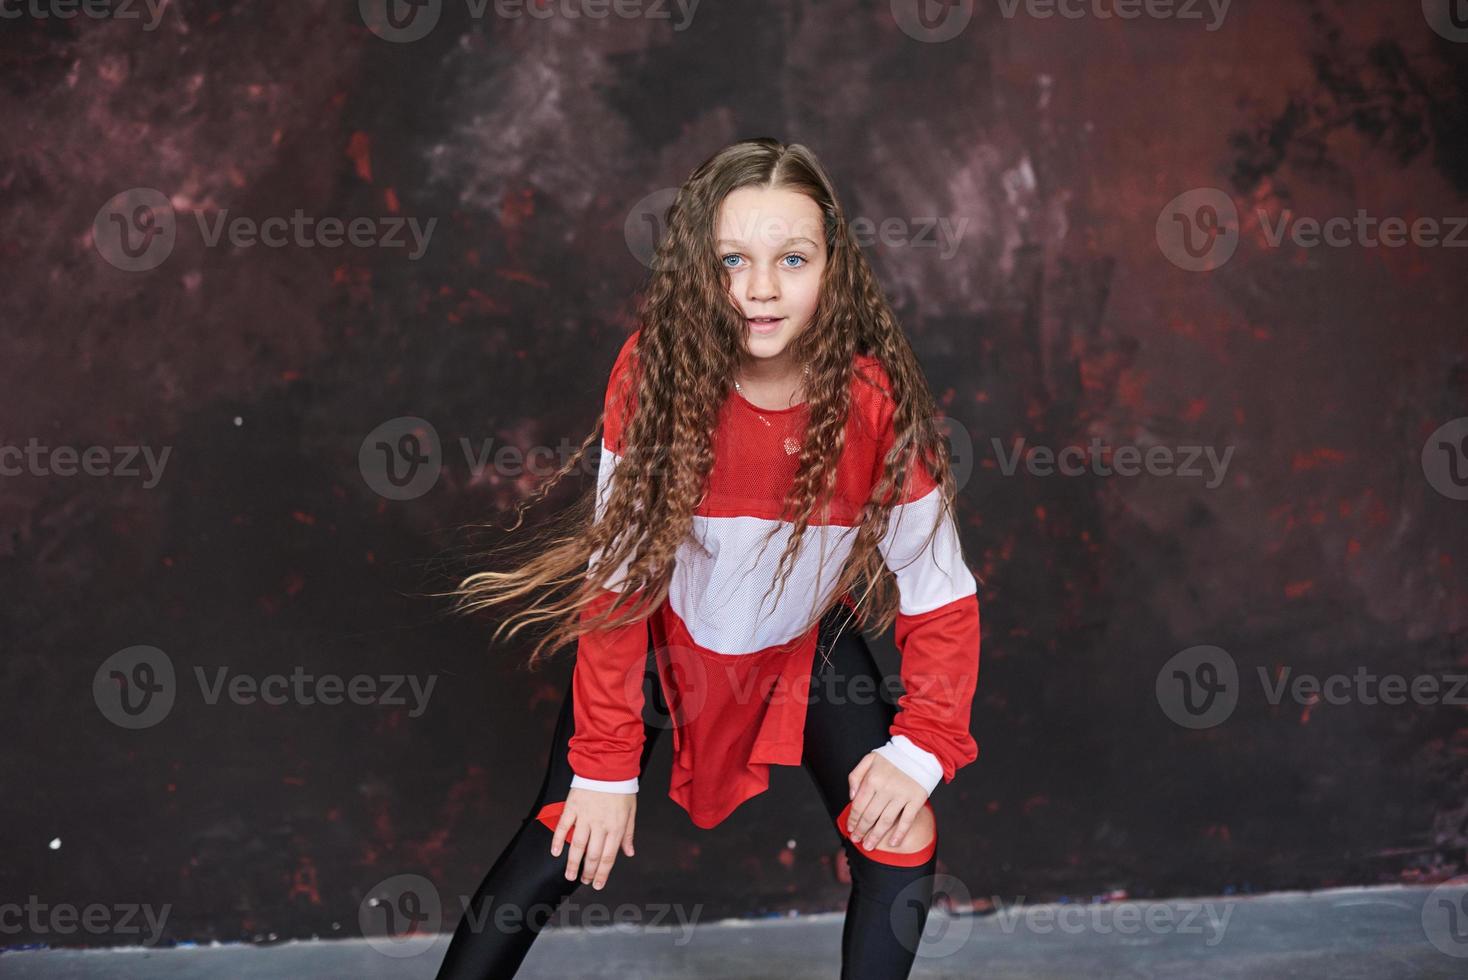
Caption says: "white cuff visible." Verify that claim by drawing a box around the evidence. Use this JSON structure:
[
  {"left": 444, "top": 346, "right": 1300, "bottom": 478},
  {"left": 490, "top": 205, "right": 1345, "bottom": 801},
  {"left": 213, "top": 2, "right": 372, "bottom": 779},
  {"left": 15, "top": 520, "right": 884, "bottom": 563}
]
[
  {"left": 873, "top": 735, "right": 943, "bottom": 796},
  {"left": 570, "top": 774, "right": 639, "bottom": 794}
]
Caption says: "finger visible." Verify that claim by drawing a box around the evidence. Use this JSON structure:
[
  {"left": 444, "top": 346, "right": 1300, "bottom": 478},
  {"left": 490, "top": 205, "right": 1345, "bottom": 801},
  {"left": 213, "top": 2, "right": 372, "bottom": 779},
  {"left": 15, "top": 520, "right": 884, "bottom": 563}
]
[
  {"left": 593, "top": 836, "right": 620, "bottom": 889},
  {"left": 854, "top": 793, "right": 891, "bottom": 841},
  {"left": 551, "top": 809, "right": 574, "bottom": 858},
  {"left": 864, "top": 800, "right": 903, "bottom": 852},
  {"left": 847, "top": 787, "right": 876, "bottom": 840},
  {"left": 579, "top": 828, "right": 606, "bottom": 885},
  {"left": 622, "top": 822, "right": 636, "bottom": 858},
  {"left": 885, "top": 803, "right": 918, "bottom": 848},
  {"left": 564, "top": 823, "right": 588, "bottom": 882},
  {"left": 848, "top": 756, "right": 872, "bottom": 799}
]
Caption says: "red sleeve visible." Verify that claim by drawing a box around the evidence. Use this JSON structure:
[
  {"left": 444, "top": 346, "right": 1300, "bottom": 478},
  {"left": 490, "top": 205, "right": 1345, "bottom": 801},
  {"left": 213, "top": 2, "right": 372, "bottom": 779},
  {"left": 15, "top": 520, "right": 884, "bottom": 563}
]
[
  {"left": 566, "top": 587, "right": 652, "bottom": 783},
  {"left": 566, "top": 331, "right": 652, "bottom": 786},
  {"left": 870, "top": 386, "right": 981, "bottom": 787}
]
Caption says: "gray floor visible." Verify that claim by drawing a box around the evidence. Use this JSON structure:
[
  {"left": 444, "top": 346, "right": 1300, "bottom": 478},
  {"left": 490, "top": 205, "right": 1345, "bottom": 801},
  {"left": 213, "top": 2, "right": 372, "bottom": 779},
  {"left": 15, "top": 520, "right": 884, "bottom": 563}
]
[{"left": 2, "top": 885, "right": 1466, "bottom": 978}]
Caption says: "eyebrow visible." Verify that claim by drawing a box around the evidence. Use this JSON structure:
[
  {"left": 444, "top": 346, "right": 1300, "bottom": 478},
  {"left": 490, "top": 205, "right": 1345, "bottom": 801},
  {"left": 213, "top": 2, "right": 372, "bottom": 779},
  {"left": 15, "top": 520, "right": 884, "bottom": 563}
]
[{"left": 716, "top": 237, "right": 819, "bottom": 248}]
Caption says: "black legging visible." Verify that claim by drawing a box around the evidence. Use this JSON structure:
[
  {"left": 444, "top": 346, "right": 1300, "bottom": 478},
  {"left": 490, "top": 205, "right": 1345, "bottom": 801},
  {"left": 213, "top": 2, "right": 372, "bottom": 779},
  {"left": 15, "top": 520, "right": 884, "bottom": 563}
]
[{"left": 434, "top": 606, "right": 939, "bottom": 979}]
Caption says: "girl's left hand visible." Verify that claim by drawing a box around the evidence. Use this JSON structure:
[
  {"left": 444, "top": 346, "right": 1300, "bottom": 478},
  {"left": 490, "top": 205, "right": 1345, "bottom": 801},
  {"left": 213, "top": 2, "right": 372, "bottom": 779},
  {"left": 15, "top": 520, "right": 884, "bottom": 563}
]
[{"left": 845, "top": 752, "right": 928, "bottom": 850}]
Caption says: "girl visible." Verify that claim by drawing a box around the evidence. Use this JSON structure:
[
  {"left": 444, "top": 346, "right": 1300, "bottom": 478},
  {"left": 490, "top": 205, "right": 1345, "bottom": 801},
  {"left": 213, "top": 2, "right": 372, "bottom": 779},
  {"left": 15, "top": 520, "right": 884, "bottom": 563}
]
[{"left": 436, "top": 138, "right": 982, "bottom": 979}]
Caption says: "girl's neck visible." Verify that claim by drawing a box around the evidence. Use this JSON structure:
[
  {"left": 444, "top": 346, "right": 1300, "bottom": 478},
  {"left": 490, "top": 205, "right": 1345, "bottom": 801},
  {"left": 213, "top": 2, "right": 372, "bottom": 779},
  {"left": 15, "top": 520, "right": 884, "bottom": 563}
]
[{"left": 735, "top": 353, "right": 808, "bottom": 410}]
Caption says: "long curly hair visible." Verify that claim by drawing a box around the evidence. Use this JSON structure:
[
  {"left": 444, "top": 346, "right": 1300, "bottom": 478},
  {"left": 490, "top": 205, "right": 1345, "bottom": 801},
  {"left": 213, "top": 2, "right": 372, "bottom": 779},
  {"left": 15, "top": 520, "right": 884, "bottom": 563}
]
[{"left": 447, "top": 137, "right": 967, "bottom": 670}]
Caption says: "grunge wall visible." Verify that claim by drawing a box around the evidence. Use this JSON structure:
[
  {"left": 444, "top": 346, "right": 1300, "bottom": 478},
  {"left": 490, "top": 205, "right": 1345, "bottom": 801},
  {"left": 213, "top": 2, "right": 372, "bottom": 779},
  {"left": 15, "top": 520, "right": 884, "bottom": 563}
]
[{"left": 1, "top": 0, "right": 1465, "bottom": 949}]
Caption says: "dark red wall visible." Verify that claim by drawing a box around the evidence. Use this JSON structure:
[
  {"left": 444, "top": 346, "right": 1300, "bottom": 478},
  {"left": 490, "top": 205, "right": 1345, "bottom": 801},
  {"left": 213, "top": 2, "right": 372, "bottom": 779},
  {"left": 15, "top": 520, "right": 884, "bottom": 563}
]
[{"left": 2, "top": 0, "right": 1465, "bottom": 948}]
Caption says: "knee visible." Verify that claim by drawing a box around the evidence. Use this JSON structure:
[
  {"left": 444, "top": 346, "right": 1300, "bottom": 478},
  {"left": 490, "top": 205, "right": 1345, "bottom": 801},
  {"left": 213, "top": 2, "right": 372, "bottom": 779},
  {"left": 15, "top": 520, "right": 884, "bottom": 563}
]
[{"left": 836, "top": 800, "right": 937, "bottom": 867}]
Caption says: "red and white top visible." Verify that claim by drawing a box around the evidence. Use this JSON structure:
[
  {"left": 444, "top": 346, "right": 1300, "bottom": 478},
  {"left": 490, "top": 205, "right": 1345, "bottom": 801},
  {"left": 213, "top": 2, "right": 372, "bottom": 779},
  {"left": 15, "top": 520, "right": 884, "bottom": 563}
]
[{"left": 566, "top": 330, "right": 980, "bottom": 829}]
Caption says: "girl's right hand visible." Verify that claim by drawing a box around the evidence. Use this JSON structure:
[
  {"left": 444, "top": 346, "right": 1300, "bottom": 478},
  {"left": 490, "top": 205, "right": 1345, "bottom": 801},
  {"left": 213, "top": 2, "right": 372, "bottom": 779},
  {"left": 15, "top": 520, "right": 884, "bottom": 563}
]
[{"left": 550, "top": 787, "right": 637, "bottom": 890}]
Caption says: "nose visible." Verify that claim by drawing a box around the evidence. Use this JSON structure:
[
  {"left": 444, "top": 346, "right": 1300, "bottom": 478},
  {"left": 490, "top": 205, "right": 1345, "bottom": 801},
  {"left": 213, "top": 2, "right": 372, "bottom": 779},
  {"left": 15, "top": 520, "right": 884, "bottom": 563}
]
[{"left": 745, "top": 262, "right": 779, "bottom": 303}]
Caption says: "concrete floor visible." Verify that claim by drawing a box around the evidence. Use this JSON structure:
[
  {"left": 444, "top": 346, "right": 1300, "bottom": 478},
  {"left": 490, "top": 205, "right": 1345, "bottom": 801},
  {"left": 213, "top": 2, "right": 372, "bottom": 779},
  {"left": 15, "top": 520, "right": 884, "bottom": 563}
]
[{"left": 2, "top": 885, "right": 1466, "bottom": 979}]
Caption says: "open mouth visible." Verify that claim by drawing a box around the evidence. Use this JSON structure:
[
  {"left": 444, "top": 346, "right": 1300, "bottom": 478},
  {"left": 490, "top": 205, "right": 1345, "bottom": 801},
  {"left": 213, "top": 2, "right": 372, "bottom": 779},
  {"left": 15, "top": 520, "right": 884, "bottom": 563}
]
[{"left": 747, "top": 316, "right": 784, "bottom": 333}]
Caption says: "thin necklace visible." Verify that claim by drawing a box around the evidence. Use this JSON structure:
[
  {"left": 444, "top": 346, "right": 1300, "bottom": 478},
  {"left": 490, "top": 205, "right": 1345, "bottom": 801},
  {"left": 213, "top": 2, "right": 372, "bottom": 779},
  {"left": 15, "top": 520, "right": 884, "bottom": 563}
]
[{"left": 734, "top": 363, "right": 810, "bottom": 456}]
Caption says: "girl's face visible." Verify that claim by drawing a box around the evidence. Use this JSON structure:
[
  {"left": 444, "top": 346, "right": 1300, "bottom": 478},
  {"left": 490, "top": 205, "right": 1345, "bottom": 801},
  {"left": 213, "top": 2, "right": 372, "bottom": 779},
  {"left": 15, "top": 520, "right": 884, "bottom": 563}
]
[{"left": 716, "top": 186, "right": 827, "bottom": 366}]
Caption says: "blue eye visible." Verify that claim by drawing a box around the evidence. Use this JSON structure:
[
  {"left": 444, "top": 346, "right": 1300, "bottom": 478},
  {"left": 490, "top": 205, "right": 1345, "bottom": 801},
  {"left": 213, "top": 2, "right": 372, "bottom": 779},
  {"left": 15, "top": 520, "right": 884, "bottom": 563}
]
[{"left": 720, "top": 253, "right": 806, "bottom": 269}]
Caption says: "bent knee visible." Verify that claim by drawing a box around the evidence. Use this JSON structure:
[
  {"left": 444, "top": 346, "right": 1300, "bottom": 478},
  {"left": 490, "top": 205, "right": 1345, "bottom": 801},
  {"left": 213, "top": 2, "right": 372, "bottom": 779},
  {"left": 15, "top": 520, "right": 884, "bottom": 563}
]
[{"left": 836, "top": 800, "right": 937, "bottom": 867}]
